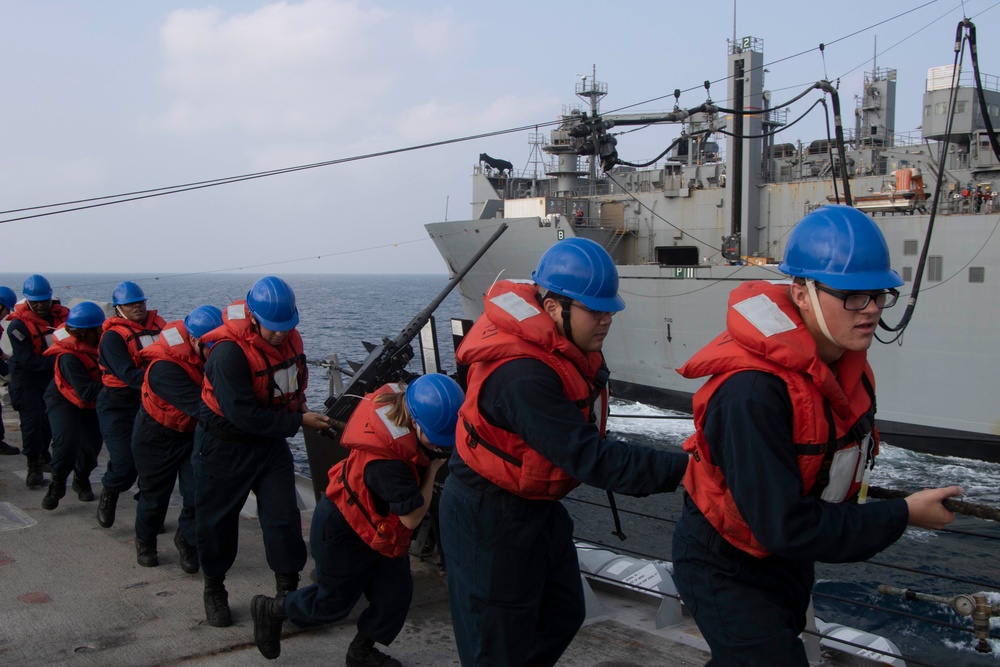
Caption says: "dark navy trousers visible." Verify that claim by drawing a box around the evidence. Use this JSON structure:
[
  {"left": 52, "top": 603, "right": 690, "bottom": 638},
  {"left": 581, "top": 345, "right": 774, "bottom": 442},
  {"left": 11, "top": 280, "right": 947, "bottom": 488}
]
[
  {"left": 671, "top": 502, "right": 814, "bottom": 667},
  {"left": 97, "top": 390, "right": 139, "bottom": 493},
  {"left": 439, "top": 472, "right": 585, "bottom": 667},
  {"left": 284, "top": 496, "right": 412, "bottom": 645},
  {"left": 14, "top": 386, "right": 51, "bottom": 461},
  {"left": 132, "top": 408, "right": 196, "bottom": 544},
  {"left": 47, "top": 396, "right": 102, "bottom": 482},
  {"left": 192, "top": 426, "right": 306, "bottom": 578}
]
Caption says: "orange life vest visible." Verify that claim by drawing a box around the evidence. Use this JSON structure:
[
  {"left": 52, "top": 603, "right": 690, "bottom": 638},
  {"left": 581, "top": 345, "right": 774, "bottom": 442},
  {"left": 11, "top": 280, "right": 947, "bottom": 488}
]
[
  {"left": 7, "top": 301, "right": 70, "bottom": 354},
  {"left": 140, "top": 321, "right": 206, "bottom": 433},
  {"left": 100, "top": 310, "right": 166, "bottom": 388},
  {"left": 326, "top": 384, "right": 428, "bottom": 558},
  {"left": 678, "top": 281, "right": 878, "bottom": 558},
  {"left": 200, "top": 301, "right": 307, "bottom": 416},
  {"left": 45, "top": 327, "right": 101, "bottom": 409},
  {"left": 455, "top": 280, "right": 608, "bottom": 501}
]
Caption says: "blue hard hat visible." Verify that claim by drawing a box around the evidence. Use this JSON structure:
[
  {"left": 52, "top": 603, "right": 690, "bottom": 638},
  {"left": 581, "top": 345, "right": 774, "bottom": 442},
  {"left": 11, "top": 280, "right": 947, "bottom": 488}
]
[
  {"left": 112, "top": 281, "right": 147, "bottom": 306},
  {"left": 0, "top": 286, "right": 16, "bottom": 310},
  {"left": 23, "top": 274, "right": 53, "bottom": 302},
  {"left": 66, "top": 301, "right": 106, "bottom": 329},
  {"left": 405, "top": 374, "right": 465, "bottom": 448},
  {"left": 779, "top": 205, "right": 904, "bottom": 290},
  {"left": 184, "top": 305, "right": 224, "bottom": 339},
  {"left": 531, "top": 237, "right": 626, "bottom": 313},
  {"left": 246, "top": 276, "right": 299, "bottom": 332}
]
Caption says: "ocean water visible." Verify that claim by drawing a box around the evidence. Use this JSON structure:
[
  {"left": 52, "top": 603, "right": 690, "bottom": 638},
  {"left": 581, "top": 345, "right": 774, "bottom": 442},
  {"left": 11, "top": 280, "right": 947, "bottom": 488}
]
[{"left": 4, "top": 271, "right": 999, "bottom": 666}]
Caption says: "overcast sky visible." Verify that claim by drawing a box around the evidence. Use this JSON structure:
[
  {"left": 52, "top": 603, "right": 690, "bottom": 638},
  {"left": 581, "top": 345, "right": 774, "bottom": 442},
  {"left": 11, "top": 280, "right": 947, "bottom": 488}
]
[{"left": 1, "top": 0, "right": 996, "bottom": 276}]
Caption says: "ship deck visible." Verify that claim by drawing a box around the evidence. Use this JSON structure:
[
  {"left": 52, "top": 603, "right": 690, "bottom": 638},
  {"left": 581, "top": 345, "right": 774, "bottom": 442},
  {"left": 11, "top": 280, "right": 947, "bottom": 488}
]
[{"left": 0, "top": 409, "right": 712, "bottom": 667}]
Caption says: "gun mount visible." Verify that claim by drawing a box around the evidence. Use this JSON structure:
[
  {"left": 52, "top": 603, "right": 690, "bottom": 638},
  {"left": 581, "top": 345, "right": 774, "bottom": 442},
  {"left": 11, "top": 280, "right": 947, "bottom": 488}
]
[{"left": 301, "top": 223, "right": 508, "bottom": 501}]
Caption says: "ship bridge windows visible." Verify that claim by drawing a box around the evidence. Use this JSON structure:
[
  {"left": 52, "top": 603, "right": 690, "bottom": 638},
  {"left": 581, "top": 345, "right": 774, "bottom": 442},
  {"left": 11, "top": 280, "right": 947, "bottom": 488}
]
[
  {"left": 970, "top": 266, "right": 985, "bottom": 283},
  {"left": 656, "top": 246, "right": 700, "bottom": 267}
]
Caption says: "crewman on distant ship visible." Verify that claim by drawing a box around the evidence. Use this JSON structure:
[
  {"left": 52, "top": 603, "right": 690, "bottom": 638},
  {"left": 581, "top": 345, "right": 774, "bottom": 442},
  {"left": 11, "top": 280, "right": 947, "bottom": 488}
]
[
  {"left": 250, "top": 374, "right": 464, "bottom": 665},
  {"left": 40, "top": 301, "right": 106, "bottom": 511},
  {"left": 671, "top": 205, "right": 964, "bottom": 666},
  {"left": 96, "top": 281, "right": 166, "bottom": 528},
  {"left": 131, "top": 305, "right": 223, "bottom": 571},
  {"left": 193, "top": 276, "right": 332, "bottom": 628},
  {"left": 0, "top": 286, "right": 20, "bottom": 456},
  {"left": 7, "top": 274, "right": 70, "bottom": 488},
  {"left": 438, "top": 237, "right": 690, "bottom": 666}
]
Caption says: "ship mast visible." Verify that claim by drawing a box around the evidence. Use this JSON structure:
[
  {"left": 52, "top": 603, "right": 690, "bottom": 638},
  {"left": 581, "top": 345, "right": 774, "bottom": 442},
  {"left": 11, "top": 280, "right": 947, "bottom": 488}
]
[
  {"left": 576, "top": 64, "right": 607, "bottom": 185},
  {"left": 726, "top": 36, "right": 765, "bottom": 261}
]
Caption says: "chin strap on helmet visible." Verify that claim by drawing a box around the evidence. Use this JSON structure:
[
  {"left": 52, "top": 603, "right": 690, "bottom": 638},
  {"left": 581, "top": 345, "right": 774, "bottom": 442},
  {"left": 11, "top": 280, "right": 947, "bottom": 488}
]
[
  {"left": 805, "top": 279, "right": 839, "bottom": 349},
  {"left": 557, "top": 295, "right": 577, "bottom": 349}
]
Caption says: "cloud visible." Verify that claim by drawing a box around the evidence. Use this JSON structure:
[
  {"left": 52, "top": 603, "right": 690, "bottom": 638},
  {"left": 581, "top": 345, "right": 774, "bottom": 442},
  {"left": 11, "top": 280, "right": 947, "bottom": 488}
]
[
  {"left": 156, "top": 1, "right": 393, "bottom": 134},
  {"left": 152, "top": 1, "right": 548, "bottom": 147},
  {"left": 395, "top": 94, "right": 559, "bottom": 143},
  {"left": 0, "top": 156, "right": 110, "bottom": 205}
]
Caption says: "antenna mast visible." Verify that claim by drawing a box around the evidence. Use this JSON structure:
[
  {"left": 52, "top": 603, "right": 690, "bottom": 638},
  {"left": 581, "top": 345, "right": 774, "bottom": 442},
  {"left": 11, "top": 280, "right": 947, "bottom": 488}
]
[{"left": 732, "top": 0, "right": 737, "bottom": 47}]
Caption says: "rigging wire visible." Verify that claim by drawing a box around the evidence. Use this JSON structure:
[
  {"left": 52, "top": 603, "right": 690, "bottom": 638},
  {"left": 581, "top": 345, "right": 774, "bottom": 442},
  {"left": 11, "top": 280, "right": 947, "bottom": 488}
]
[
  {"left": 568, "top": 493, "right": 1000, "bottom": 659},
  {"left": 603, "top": 1, "right": 943, "bottom": 115},
  {"left": 601, "top": 170, "right": 789, "bottom": 291},
  {"left": 583, "top": 562, "right": 958, "bottom": 667},
  {"left": 876, "top": 18, "right": 978, "bottom": 342},
  {"left": 0, "top": 2, "right": 950, "bottom": 234},
  {"left": 833, "top": 0, "right": 974, "bottom": 82},
  {"left": 714, "top": 99, "right": 825, "bottom": 140},
  {"left": 0, "top": 120, "right": 562, "bottom": 225}
]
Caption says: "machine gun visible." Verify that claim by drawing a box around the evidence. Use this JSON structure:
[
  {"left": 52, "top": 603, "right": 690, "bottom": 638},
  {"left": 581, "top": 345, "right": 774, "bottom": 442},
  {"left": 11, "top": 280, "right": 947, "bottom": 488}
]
[{"left": 302, "top": 222, "right": 508, "bottom": 500}]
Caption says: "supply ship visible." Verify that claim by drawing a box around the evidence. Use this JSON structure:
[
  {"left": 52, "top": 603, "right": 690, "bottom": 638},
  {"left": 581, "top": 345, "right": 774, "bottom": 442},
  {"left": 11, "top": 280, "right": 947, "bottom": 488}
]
[{"left": 426, "top": 31, "right": 1000, "bottom": 461}]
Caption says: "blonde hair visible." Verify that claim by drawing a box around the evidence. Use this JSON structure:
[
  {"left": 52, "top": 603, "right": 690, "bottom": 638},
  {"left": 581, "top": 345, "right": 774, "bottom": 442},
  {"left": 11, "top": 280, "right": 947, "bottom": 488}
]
[{"left": 374, "top": 382, "right": 411, "bottom": 428}]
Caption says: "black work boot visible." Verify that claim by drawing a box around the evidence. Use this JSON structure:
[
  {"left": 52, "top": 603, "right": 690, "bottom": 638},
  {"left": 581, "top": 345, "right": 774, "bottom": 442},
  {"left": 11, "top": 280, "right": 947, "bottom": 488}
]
[
  {"left": 72, "top": 475, "right": 95, "bottom": 502},
  {"left": 97, "top": 488, "right": 119, "bottom": 528},
  {"left": 174, "top": 528, "right": 199, "bottom": 574},
  {"left": 346, "top": 633, "right": 402, "bottom": 667},
  {"left": 42, "top": 476, "right": 67, "bottom": 510},
  {"left": 25, "top": 456, "right": 45, "bottom": 489},
  {"left": 274, "top": 572, "right": 300, "bottom": 599},
  {"left": 203, "top": 575, "right": 232, "bottom": 627},
  {"left": 0, "top": 441, "right": 20, "bottom": 455},
  {"left": 251, "top": 594, "right": 286, "bottom": 659},
  {"left": 136, "top": 538, "right": 159, "bottom": 567}
]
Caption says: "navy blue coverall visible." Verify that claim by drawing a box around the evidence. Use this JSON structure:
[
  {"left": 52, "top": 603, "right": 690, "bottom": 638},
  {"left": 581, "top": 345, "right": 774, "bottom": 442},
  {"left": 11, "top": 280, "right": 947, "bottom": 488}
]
[
  {"left": 439, "top": 358, "right": 689, "bottom": 667},
  {"left": 7, "top": 317, "right": 57, "bottom": 464},
  {"left": 97, "top": 329, "right": 144, "bottom": 494},
  {"left": 284, "top": 460, "right": 421, "bottom": 645},
  {"left": 671, "top": 371, "right": 910, "bottom": 667},
  {"left": 0, "top": 328, "right": 9, "bottom": 446},
  {"left": 193, "top": 340, "right": 307, "bottom": 579},
  {"left": 44, "top": 354, "right": 103, "bottom": 483},
  {"left": 132, "top": 362, "right": 202, "bottom": 545}
]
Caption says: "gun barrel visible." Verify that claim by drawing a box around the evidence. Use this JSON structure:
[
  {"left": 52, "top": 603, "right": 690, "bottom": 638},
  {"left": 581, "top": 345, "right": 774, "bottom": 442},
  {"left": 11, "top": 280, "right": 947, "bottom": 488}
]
[
  {"left": 304, "top": 221, "right": 508, "bottom": 501},
  {"left": 391, "top": 222, "right": 508, "bottom": 349}
]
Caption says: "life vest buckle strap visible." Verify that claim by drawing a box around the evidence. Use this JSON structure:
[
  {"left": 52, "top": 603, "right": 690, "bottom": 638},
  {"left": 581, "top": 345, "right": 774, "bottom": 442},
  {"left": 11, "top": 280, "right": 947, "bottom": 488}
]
[
  {"left": 340, "top": 463, "right": 379, "bottom": 530},
  {"left": 462, "top": 420, "right": 523, "bottom": 468}
]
